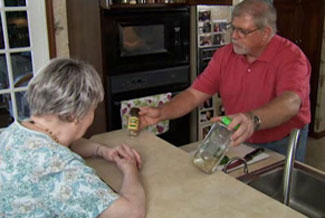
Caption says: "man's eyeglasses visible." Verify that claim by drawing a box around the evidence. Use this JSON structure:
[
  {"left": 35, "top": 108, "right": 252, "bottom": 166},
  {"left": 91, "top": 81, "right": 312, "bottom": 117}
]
[{"left": 226, "top": 23, "right": 260, "bottom": 38}]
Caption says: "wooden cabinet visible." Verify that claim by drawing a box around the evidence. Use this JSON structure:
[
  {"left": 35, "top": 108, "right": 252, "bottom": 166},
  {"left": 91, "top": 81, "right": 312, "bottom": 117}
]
[
  {"left": 273, "top": 0, "right": 324, "bottom": 136},
  {"left": 100, "top": 0, "right": 232, "bottom": 7},
  {"left": 188, "top": 0, "right": 232, "bottom": 5},
  {"left": 66, "top": 0, "right": 106, "bottom": 137}
]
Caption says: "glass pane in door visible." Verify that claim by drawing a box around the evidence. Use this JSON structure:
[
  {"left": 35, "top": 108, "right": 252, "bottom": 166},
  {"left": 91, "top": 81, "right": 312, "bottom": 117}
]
[
  {"left": 0, "top": 93, "right": 14, "bottom": 127},
  {"left": 4, "top": 0, "right": 26, "bottom": 7},
  {"left": 6, "top": 11, "right": 30, "bottom": 48},
  {"left": 120, "top": 25, "right": 166, "bottom": 57},
  {"left": 15, "top": 91, "right": 29, "bottom": 120},
  {"left": 0, "top": 54, "right": 9, "bottom": 89},
  {"left": 0, "top": 16, "right": 4, "bottom": 49},
  {"left": 0, "top": 0, "right": 49, "bottom": 129},
  {"left": 11, "top": 51, "right": 32, "bottom": 87}
]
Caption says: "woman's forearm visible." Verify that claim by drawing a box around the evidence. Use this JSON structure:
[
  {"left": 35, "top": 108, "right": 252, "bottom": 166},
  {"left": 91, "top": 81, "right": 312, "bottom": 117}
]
[{"left": 70, "top": 138, "right": 101, "bottom": 158}]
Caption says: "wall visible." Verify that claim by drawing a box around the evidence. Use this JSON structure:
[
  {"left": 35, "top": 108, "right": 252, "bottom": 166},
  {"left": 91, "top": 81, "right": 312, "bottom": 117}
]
[{"left": 232, "top": 0, "right": 242, "bottom": 5}]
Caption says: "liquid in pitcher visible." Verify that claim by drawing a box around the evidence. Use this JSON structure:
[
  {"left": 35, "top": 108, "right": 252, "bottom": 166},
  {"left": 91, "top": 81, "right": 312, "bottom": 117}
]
[{"left": 193, "top": 141, "right": 229, "bottom": 174}]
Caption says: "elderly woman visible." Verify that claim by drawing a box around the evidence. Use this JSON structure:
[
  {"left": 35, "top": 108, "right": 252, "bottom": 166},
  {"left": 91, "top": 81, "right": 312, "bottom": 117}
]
[{"left": 0, "top": 58, "right": 145, "bottom": 218}]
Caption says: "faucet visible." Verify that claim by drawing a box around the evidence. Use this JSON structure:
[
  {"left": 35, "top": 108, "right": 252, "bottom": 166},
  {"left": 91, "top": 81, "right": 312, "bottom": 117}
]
[
  {"left": 223, "top": 156, "right": 249, "bottom": 174},
  {"left": 282, "top": 128, "right": 300, "bottom": 205}
]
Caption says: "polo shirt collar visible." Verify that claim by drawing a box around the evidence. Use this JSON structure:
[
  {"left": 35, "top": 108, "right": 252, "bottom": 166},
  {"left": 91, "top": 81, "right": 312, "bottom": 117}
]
[{"left": 233, "top": 34, "right": 280, "bottom": 64}]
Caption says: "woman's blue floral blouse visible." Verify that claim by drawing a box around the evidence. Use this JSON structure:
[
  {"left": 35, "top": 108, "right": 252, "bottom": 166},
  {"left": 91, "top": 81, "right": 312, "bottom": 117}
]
[{"left": 0, "top": 122, "right": 119, "bottom": 217}]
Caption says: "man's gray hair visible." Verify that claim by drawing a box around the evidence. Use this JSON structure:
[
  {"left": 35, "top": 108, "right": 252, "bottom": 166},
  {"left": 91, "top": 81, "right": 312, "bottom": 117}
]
[
  {"left": 232, "top": 0, "right": 277, "bottom": 36},
  {"left": 26, "top": 58, "right": 104, "bottom": 122}
]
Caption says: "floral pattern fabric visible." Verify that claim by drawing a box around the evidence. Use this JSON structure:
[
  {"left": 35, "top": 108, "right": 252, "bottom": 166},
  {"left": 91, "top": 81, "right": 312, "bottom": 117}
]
[
  {"left": 121, "top": 92, "right": 172, "bottom": 135},
  {"left": 0, "top": 122, "right": 119, "bottom": 218}
]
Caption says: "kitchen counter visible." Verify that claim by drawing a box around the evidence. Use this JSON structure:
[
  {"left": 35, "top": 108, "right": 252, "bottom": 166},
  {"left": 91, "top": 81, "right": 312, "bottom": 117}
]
[
  {"left": 180, "top": 141, "right": 285, "bottom": 178},
  {"left": 86, "top": 129, "right": 307, "bottom": 218}
]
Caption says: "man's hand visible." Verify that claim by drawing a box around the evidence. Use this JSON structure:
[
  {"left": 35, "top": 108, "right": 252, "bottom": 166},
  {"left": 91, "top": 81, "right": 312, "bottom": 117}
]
[
  {"left": 138, "top": 106, "right": 162, "bottom": 129},
  {"left": 211, "top": 113, "right": 255, "bottom": 146}
]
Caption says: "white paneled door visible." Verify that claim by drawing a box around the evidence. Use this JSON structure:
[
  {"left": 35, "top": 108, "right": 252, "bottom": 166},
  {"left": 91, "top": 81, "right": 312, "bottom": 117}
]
[{"left": 0, "top": 0, "right": 49, "bottom": 128}]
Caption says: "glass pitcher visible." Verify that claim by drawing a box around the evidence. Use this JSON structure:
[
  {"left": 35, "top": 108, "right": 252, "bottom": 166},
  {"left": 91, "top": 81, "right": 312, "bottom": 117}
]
[{"left": 193, "top": 116, "right": 236, "bottom": 174}]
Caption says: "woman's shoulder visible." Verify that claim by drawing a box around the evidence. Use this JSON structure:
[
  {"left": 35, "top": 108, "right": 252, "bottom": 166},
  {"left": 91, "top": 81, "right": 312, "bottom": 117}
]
[
  {"left": 1, "top": 121, "right": 84, "bottom": 174},
  {"left": 0, "top": 122, "right": 28, "bottom": 150}
]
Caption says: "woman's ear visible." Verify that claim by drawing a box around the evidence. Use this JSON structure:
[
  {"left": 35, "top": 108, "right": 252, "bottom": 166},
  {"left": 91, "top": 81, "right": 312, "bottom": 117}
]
[{"left": 74, "top": 119, "right": 79, "bottom": 126}]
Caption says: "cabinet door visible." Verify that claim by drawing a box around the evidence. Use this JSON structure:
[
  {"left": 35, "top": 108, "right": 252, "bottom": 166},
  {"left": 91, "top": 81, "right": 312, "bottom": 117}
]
[
  {"left": 274, "top": 0, "right": 324, "bottom": 135},
  {"left": 273, "top": 1, "right": 302, "bottom": 46},
  {"left": 189, "top": 0, "right": 232, "bottom": 5}
]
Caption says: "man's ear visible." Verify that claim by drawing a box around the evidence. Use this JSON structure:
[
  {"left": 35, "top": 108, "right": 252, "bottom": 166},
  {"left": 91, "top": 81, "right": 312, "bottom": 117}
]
[{"left": 262, "top": 26, "right": 273, "bottom": 41}]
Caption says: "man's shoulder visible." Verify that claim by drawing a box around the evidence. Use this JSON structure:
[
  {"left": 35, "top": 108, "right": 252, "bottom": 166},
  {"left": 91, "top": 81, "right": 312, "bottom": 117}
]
[
  {"left": 213, "top": 43, "right": 236, "bottom": 61},
  {"left": 273, "top": 34, "right": 305, "bottom": 55},
  {"left": 216, "top": 43, "right": 233, "bottom": 54},
  {"left": 269, "top": 35, "right": 311, "bottom": 74},
  {"left": 264, "top": 34, "right": 308, "bottom": 66}
]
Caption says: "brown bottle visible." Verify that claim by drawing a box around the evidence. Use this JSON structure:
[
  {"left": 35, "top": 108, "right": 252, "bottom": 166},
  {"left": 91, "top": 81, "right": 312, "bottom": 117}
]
[{"left": 128, "top": 107, "right": 140, "bottom": 136}]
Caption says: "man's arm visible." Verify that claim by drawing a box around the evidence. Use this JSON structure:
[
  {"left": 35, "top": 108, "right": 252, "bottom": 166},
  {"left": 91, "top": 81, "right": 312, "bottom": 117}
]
[
  {"left": 139, "top": 87, "right": 211, "bottom": 128},
  {"left": 252, "top": 91, "right": 302, "bottom": 129},
  {"left": 224, "top": 91, "right": 302, "bottom": 146},
  {"left": 160, "top": 87, "right": 211, "bottom": 120}
]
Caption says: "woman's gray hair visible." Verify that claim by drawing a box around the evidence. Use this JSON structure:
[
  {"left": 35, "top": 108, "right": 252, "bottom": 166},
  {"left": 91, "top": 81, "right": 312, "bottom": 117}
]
[
  {"left": 26, "top": 58, "right": 104, "bottom": 122},
  {"left": 232, "top": 0, "right": 277, "bottom": 36}
]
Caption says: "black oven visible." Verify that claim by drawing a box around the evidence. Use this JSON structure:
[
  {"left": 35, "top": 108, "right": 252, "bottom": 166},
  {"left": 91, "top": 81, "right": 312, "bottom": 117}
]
[
  {"left": 101, "top": 6, "right": 190, "bottom": 74},
  {"left": 101, "top": 6, "right": 191, "bottom": 146}
]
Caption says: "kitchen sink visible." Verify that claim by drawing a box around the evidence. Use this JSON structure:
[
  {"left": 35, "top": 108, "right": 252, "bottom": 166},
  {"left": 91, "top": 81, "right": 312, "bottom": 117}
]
[{"left": 238, "top": 161, "right": 325, "bottom": 218}]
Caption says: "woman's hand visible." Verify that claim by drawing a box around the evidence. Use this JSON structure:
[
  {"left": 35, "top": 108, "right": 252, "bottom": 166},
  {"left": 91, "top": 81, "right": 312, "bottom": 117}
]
[{"left": 99, "top": 144, "right": 142, "bottom": 170}]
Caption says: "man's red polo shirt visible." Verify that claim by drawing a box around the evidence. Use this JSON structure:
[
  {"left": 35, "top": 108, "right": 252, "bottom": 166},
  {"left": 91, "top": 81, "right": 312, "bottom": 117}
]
[{"left": 192, "top": 34, "right": 311, "bottom": 143}]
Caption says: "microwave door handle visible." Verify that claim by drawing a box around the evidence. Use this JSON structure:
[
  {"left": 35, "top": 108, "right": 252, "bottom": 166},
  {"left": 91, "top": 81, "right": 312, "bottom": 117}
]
[{"left": 174, "top": 27, "right": 181, "bottom": 47}]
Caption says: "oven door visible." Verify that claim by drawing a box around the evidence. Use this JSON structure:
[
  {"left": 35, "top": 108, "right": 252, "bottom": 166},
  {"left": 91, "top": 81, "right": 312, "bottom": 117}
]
[
  {"left": 101, "top": 7, "right": 190, "bottom": 74},
  {"left": 108, "top": 83, "right": 190, "bottom": 147}
]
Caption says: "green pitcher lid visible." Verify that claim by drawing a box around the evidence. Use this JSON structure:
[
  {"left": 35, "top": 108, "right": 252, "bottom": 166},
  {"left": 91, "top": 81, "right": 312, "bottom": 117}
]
[{"left": 221, "top": 116, "right": 239, "bottom": 130}]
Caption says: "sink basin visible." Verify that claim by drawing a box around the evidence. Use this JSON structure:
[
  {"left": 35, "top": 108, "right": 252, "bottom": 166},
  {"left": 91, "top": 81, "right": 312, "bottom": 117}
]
[{"left": 238, "top": 161, "right": 325, "bottom": 218}]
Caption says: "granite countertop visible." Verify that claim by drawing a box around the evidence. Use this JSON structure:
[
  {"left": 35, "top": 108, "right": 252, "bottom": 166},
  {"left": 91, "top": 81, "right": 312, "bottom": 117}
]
[{"left": 86, "top": 129, "right": 307, "bottom": 218}]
